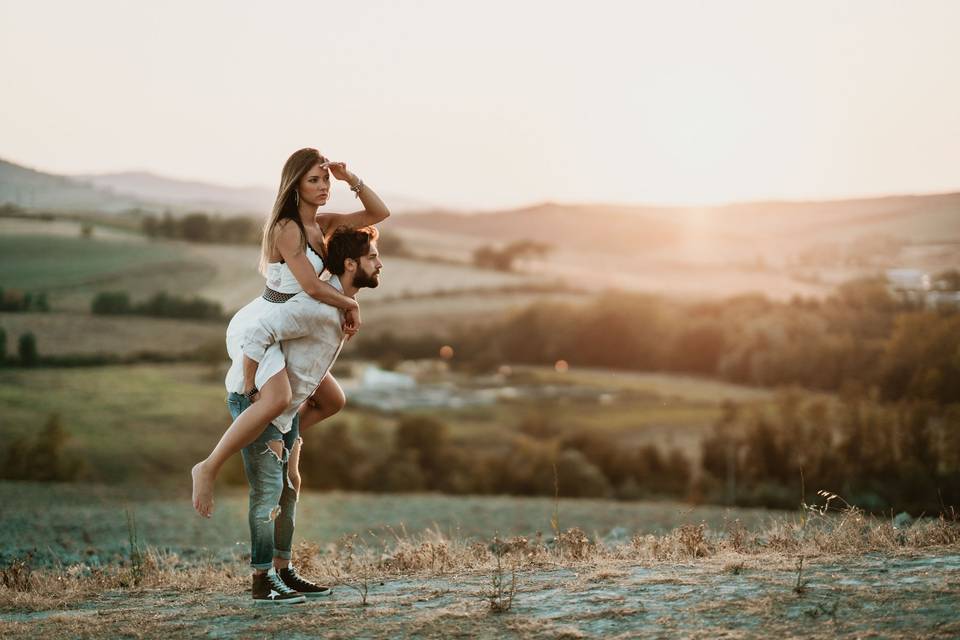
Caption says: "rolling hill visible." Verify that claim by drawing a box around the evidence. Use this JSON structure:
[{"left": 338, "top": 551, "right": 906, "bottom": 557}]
[
  {"left": 0, "top": 157, "right": 435, "bottom": 215},
  {"left": 391, "top": 192, "right": 960, "bottom": 255}
]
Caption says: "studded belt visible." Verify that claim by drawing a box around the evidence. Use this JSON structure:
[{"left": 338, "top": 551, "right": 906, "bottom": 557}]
[{"left": 262, "top": 287, "right": 297, "bottom": 303}]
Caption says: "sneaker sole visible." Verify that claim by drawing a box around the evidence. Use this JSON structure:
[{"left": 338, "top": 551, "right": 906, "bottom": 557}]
[
  {"left": 302, "top": 589, "right": 332, "bottom": 597},
  {"left": 253, "top": 595, "right": 307, "bottom": 605}
]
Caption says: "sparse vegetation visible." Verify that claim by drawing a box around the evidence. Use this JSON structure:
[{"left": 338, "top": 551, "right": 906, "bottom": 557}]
[
  {"left": 486, "top": 536, "right": 517, "bottom": 612},
  {"left": 1, "top": 492, "right": 957, "bottom": 637}
]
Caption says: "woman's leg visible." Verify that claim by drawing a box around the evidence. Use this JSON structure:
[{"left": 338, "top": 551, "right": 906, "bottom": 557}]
[
  {"left": 297, "top": 373, "right": 346, "bottom": 431},
  {"left": 192, "top": 368, "right": 293, "bottom": 518}
]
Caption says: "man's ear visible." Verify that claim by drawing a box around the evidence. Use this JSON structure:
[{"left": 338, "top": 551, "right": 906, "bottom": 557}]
[{"left": 344, "top": 257, "right": 357, "bottom": 273}]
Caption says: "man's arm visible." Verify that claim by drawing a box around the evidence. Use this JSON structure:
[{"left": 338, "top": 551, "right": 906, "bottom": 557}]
[{"left": 242, "top": 355, "right": 259, "bottom": 396}]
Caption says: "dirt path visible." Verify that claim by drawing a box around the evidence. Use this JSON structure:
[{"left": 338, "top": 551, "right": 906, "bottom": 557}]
[{"left": 3, "top": 553, "right": 958, "bottom": 638}]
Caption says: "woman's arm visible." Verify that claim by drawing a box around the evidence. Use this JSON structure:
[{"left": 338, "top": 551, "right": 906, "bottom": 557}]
[
  {"left": 316, "top": 161, "right": 390, "bottom": 234},
  {"left": 276, "top": 221, "right": 359, "bottom": 312}
]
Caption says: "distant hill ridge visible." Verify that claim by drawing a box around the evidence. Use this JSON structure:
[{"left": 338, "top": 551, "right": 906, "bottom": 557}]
[
  {"left": 0, "top": 158, "right": 144, "bottom": 213},
  {"left": 2, "top": 157, "right": 958, "bottom": 248},
  {"left": 392, "top": 192, "right": 960, "bottom": 250},
  {"left": 0, "top": 157, "right": 430, "bottom": 215}
]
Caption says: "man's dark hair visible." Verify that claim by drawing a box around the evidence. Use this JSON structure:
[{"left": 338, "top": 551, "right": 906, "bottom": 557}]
[{"left": 326, "top": 226, "right": 379, "bottom": 276}]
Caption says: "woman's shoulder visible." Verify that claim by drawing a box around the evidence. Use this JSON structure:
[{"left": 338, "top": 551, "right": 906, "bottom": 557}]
[
  {"left": 275, "top": 218, "right": 302, "bottom": 234},
  {"left": 274, "top": 219, "right": 307, "bottom": 245}
]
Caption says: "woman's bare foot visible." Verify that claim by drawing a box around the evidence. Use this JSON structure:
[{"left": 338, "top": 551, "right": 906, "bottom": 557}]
[{"left": 191, "top": 461, "right": 215, "bottom": 518}]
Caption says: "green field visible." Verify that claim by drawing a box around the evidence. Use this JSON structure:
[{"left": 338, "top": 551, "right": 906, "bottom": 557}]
[
  {"left": 0, "top": 364, "right": 233, "bottom": 482},
  {"left": 0, "top": 233, "right": 214, "bottom": 312},
  {"left": 0, "top": 234, "right": 185, "bottom": 292},
  {"left": 0, "top": 363, "right": 772, "bottom": 487}
]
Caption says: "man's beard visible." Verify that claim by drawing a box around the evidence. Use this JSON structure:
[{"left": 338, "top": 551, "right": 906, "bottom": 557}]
[{"left": 353, "top": 266, "right": 380, "bottom": 289}]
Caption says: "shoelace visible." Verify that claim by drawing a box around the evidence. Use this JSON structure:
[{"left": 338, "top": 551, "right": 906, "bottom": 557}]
[
  {"left": 284, "top": 567, "right": 310, "bottom": 588},
  {"left": 267, "top": 572, "right": 298, "bottom": 595}
]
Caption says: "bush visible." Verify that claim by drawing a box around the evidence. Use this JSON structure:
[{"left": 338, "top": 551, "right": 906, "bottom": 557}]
[
  {"left": 1, "top": 414, "right": 83, "bottom": 482},
  {"left": 17, "top": 332, "right": 37, "bottom": 366},
  {"left": 299, "top": 422, "right": 368, "bottom": 490},
  {"left": 365, "top": 449, "right": 426, "bottom": 492},
  {"left": 91, "top": 291, "right": 132, "bottom": 315},
  {"left": 136, "top": 292, "right": 223, "bottom": 321},
  {"left": 555, "top": 449, "right": 611, "bottom": 498},
  {"left": 0, "top": 288, "right": 51, "bottom": 312}
]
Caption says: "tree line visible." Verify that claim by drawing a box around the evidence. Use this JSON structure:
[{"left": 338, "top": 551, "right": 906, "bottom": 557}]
[
  {"left": 141, "top": 211, "right": 259, "bottom": 244},
  {"left": 233, "top": 414, "right": 692, "bottom": 502},
  {"left": 0, "top": 288, "right": 50, "bottom": 312},
  {"left": 699, "top": 392, "right": 959, "bottom": 514},
  {"left": 356, "top": 276, "right": 960, "bottom": 405},
  {"left": 91, "top": 291, "right": 224, "bottom": 321}
]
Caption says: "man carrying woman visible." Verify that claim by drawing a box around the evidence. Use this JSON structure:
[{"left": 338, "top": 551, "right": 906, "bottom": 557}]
[{"left": 190, "top": 148, "right": 390, "bottom": 603}]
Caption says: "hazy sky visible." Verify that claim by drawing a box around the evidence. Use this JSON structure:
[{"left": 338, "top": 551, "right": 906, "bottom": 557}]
[{"left": 1, "top": 0, "right": 958, "bottom": 210}]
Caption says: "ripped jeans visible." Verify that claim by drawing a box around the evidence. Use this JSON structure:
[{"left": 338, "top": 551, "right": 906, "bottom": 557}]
[{"left": 226, "top": 392, "right": 301, "bottom": 570}]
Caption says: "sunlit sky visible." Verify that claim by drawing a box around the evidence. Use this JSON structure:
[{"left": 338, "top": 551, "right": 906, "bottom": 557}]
[{"left": 1, "top": 0, "right": 958, "bottom": 210}]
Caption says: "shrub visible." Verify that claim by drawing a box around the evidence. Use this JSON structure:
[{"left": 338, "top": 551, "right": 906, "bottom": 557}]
[
  {"left": 555, "top": 449, "right": 611, "bottom": 498},
  {"left": 91, "top": 291, "right": 132, "bottom": 315},
  {"left": 17, "top": 332, "right": 37, "bottom": 366},
  {"left": 300, "top": 422, "right": 368, "bottom": 490},
  {"left": 1, "top": 414, "right": 83, "bottom": 482}
]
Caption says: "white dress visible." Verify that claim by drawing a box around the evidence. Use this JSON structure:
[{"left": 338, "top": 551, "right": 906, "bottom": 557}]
[{"left": 224, "top": 245, "right": 326, "bottom": 405}]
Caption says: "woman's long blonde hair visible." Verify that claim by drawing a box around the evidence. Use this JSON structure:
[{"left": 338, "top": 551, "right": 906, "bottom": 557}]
[{"left": 258, "top": 147, "right": 328, "bottom": 275}]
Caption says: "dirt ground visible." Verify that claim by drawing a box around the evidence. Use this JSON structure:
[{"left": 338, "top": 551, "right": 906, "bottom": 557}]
[
  {"left": 2, "top": 484, "right": 959, "bottom": 638},
  {"left": 2, "top": 552, "right": 959, "bottom": 638}
]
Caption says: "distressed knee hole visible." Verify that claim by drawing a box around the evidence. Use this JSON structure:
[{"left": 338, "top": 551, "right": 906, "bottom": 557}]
[
  {"left": 263, "top": 440, "right": 284, "bottom": 463},
  {"left": 266, "top": 505, "right": 281, "bottom": 522}
]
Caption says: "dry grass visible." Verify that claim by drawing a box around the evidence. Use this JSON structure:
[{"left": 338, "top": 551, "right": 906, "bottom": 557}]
[
  {"left": 2, "top": 496, "right": 958, "bottom": 639},
  {"left": 3, "top": 504, "right": 956, "bottom": 615}
]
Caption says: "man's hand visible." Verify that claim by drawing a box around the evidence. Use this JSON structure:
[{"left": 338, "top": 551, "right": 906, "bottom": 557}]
[{"left": 343, "top": 306, "right": 361, "bottom": 340}]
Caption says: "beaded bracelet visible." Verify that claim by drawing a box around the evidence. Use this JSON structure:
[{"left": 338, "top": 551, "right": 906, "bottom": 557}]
[{"left": 350, "top": 179, "right": 364, "bottom": 197}]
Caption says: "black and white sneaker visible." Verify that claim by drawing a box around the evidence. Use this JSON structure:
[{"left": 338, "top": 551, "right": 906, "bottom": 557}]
[
  {"left": 252, "top": 568, "right": 306, "bottom": 604},
  {"left": 279, "top": 566, "right": 333, "bottom": 597}
]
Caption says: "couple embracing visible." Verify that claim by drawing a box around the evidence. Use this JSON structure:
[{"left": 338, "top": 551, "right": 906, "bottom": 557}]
[{"left": 191, "top": 147, "right": 389, "bottom": 604}]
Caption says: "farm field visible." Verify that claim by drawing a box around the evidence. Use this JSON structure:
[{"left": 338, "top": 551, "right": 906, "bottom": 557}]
[
  {"left": 0, "top": 229, "right": 212, "bottom": 312},
  {"left": 0, "top": 312, "right": 224, "bottom": 357},
  {"left": 1, "top": 218, "right": 566, "bottom": 322},
  {"left": 0, "top": 234, "right": 191, "bottom": 295},
  {"left": 0, "top": 363, "right": 769, "bottom": 485}
]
